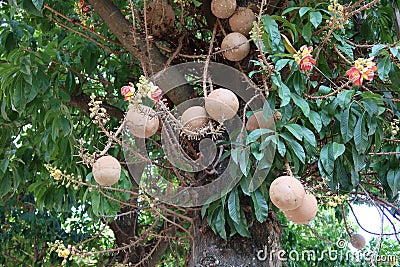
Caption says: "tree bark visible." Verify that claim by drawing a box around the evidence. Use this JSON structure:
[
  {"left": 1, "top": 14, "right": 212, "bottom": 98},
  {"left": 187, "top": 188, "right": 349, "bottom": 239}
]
[
  {"left": 86, "top": 0, "right": 194, "bottom": 105},
  {"left": 189, "top": 211, "right": 282, "bottom": 267}
]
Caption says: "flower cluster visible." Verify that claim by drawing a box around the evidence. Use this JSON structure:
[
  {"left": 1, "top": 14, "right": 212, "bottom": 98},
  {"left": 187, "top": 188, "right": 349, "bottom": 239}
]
[
  {"left": 325, "top": 194, "right": 347, "bottom": 207},
  {"left": 73, "top": 0, "right": 92, "bottom": 27},
  {"left": 48, "top": 240, "right": 97, "bottom": 265},
  {"left": 48, "top": 240, "right": 73, "bottom": 265},
  {"left": 346, "top": 58, "right": 377, "bottom": 86},
  {"left": 294, "top": 45, "right": 316, "bottom": 71},
  {"left": 89, "top": 94, "right": 109, "bottom": 125},
  {"left": 121, "top": 76, "right": 163, "bottom": 104},
  {"left": 45, "top": 164, "right": 81, "bottom": 190},
  {"left": 391, "top": 118, "right": 399, "bottom": 136},
  {"left": 327, "top": 0, "right": 348, "bottom": 29}
]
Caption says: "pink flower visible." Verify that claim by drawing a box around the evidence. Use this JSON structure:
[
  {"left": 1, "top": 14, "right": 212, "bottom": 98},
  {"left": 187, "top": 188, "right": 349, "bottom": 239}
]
[
  {"left": 121, "top": 82, "right": 135, "bottom": 101},
  {"left": 299, "top": 55, "right": 316, "bottom": 71},
  {"left": 148, "top": 85, "right": 163, "bottom": 102},
  {"left": 346, "top": 67, "right": 363, "bottom": 86},
  {"left": 294, "top": 46, "right": 316, "bottom": 71},
  {"left": 346, "top": 58, "right": 377, "bottom": 86}
]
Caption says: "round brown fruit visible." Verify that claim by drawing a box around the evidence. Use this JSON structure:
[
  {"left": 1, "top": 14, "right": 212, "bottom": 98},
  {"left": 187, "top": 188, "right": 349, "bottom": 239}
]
[
  {"left": 284, "top": 193, "right": 318, "bottom": 224},
  {"left": 205, "top": 88, "right": 239, "bottom": 121},
  {"left": 211, "top": 0, "right": 237, "bottom": 19},
  {"left": 350, "top": 234, "right": 366, "bottom": 250},
  {"left": 92, "top": 156, "right": 121, "bottom": 186},
  {"left": 221, "top": 32, "right": 250, "bottom": 62},
  {"left": 126, "top": 105, "right": 159, "bottom": 138},
  {"left": 181, "top": 106, "right": 209, "bottom": 130},
  {"left": 246, "top": 111, "right": 274, "bottom": 131},
  {"left": 146, "top": 0, "right": 175, "bottom": 36},
  {"left": 229, "top": 7, "right": 256, "bottom": 36},
  {"left": 269, "top": 175, "right": 305, "bottom": 211}
]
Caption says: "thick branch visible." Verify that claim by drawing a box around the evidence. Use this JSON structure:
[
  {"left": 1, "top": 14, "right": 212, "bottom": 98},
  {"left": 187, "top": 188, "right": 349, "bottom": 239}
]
[
  {"left": 86, "top": 0, "right": 194, "bottom": 105},
  {"left": 68, "top": 93, "right": 124, "bottom": 120}
]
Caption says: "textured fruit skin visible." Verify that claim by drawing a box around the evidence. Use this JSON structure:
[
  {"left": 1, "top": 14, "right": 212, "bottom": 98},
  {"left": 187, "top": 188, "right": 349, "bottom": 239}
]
[
  {"left": 284, "top": 193, "right": 318, "bottom": 224},
  {"left": 221, "top": 32, "right": 250, "bottom": 61},
  {"left": 211, "top": 0, "right": 237, "bottom": 19},
  {"left": 181, "top": 106, "right": 209, "bottom": 130},
  {"left": 229, "top": 8, "right": 256, "bottom": 36},
  {"left": 205, "top": 88, "right": 239, "bottom": 121},
  {"left": 350, "top": 234, "right": 366, "bottom": 250},
  {"left": 269, "top": 175, "right": 305, "bottom": 211},
  {"left": 146, "top": 0, "right": 175, "bottom": 36},
  {"left": 246, "top": 111, "right": 274, "bottom": 131},
  {"left": 126, "top": 105, "right": 159, "bottom": 138},
  {"left": 92, "top": 156, "right": 121, "bottom": 186}
]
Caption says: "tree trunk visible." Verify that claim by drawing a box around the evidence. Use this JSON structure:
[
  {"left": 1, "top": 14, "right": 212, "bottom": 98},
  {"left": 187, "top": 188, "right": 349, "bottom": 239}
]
[{"left": 189, "top": 211, "right": 282, "bottom": 267}]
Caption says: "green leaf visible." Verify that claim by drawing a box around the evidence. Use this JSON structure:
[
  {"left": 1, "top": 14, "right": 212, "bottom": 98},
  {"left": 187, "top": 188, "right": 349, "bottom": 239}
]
[
  {"left": 370, "top": 44, "right": 387, "bottom": 57},
  {"left": 308, "top": 110, "right": 322, "bottom": 132},
  {"left": 284, "top": 124, "right": 303, "bottom": 141},
  {"left": 301, "top": 126, "right": 317, "bottom": 147},
  {"left": 81, "top": 43, "right": 100, "bottom": 74},
  {"left": 302, "top": 22, "right": 312, "bottom": 43},
  {"left": 227, "top": 187, "right": 241, "bottom": 224},
  {"left": 320, "top": 144, "right": 334, "bottom": 174},
  {"left": 12, "top": 78, "right": 28, "bottom": 113},
  {"left": 353, "top": 114, "right": 368, "bottom": 154},
  {"left": 232, "top": 209, "right": 250, "bottom": 237},
  {"left": 340, "top": 105, "right": 354, "bottom": 143},
  {"left": 277, "top": 137, "right": 286, "bottom": 157},
  {"left": 201, "top": 203, "right": 210, "bottom": 218},
  {"left": 0, "top": 159, "right": 9, "bottom": 173},
  {"left": 32, "top": 0, "right": 43, "bottom": 10},
  {"left": 272, "top": 74, "right": 291, "bottom": 107},
  {"left": 337, "top": 90, "right": 354, "bottom": 109},
  {"left": 210, "top": 206, "right": 227, "bottom": 240},
  {"left": 309, "top": 11, "right": 322, "bottom": 28},
  {"left": 275, "top": 59, "right": 292, "bottom": 72},
  {"left": 377, "top": 55, "right": 391, "bottom": 81},
  {"left": 22, "top": 0, "right": 43, "bottom": 16},
  {"left": 352, "top": 146, "right": 365, "bottom": 172},
  {"left": 246, "top": 128, "right": 274, "bottom": 144},
  {"left": 261, "top": 15, "right": 285, "bottom": 54},
  {"left": 387, "top": 169, "right": 400, "bottom": 194},
  {"left": 282, "top": 6, "right": 301, "bottom": 15},
  {"left": 332, "top": 142, "right": 345, "bottom": 160},
  {"left": 90, "top": 191, "right": 101, "bottom": 216},
  {"left": 334, "top": 34, "right": 354, "bottom": 60},
  {"left": 291, "top": 93, "right": 310, "bottom": 116},
  {"left": 239, "top": 148, "right": 250, "bottom": 177},
  {"left": 299, "top": 7, "right": 311, "bottom": 17},
  {"left": 251, "top": 189, "right": 268, "bottom": 223},
  {"left": 281, "top": 133, "right": 305, "bottom": 164}
]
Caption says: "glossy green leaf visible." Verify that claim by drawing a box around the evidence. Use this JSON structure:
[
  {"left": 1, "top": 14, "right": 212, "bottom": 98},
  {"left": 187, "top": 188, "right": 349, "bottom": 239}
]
[
  {"left": 251, "top": 189, "right": 268, "bottom": 223},
  {"left": 353, "top": 114, "right": 369, "bottom": 154},
  {"left": 291, "top": 93, "right": 310, "bottom": 116},
  {"left": 227, "top": 187, "right": 241, "bottom": 224},
  {"left": 310, "top": 11, "right": 322, "bottom": 28}
]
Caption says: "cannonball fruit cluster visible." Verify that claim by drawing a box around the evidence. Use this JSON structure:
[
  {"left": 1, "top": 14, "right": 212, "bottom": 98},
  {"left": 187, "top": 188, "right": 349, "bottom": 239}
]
[
  {"left": 146, "top": 0, "right": 175, "bottom": 36},
  {"left": 180, "top": 88, "right": 239, "bottom": 127},
  {"left": 92, "top": 156, "right": 121, "bottom": 186},
  {"left": 269, "top": 176, "right": 318, "bottom": 224},
  {"left": 126, "top": 105, "right": 160, "bottom": 138},
  {"left": 211, "top": 0, "right": 256, "bottom": 61}
]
